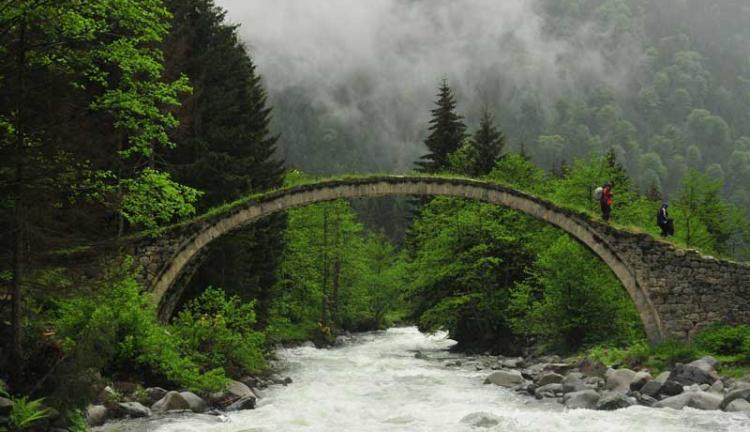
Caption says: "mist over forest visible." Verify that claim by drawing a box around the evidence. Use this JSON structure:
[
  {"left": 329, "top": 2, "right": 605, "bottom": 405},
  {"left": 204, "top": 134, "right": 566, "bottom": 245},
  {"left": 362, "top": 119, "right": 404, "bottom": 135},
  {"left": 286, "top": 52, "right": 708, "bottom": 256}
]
[{"left": 218, "top": 0, "right": 750, "bottom": 206}]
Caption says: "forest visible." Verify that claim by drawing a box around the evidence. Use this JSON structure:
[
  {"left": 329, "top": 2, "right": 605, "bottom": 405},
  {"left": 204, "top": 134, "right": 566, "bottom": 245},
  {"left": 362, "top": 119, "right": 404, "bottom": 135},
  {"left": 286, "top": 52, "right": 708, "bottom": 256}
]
[{"left": 1, "top": 0, "right": 750, "bottom": 430}]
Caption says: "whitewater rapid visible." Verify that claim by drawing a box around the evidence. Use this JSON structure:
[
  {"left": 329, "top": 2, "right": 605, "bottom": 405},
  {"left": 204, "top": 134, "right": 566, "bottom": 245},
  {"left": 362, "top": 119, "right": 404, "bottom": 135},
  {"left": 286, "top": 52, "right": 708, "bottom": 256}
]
[{"left": 149, "top": 327, "right": 748, "bottom": 432}]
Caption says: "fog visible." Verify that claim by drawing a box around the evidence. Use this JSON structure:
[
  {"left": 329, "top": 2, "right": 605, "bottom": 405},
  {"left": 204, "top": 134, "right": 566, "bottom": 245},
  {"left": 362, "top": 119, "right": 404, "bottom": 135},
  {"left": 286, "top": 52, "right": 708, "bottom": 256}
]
[{"left": 215, "top": 0, "right": 638, "bottom": 172}]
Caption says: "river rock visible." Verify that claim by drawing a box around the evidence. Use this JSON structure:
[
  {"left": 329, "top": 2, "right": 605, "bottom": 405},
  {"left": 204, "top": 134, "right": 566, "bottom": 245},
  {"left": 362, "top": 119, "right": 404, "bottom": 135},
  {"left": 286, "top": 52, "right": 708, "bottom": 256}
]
[
  {"left": 637, "top": 393, "right": 658, "bottom": 407},
  {"left": 501, "top": 357, "right": 524, "bottom": 369},
  {"left": 660, "top": 380, "right": 685, "bottom": 396},
  {"left": 116, "top": 402, "right": 151, "bottom": 418},
  {"left": 725, "top": 398, "right": 750, "bottom": 414},
  {"left": 629, "top": 371, "right": 653, "bottom": 391},
  {"left": 484, "top": 369, "right": 525, "bottom": 387},
  {"left": 227, "top": 380, "right": 255, "bottom": 399},
  {"left": 563, "top": 390, "right": 600, "bottom": 410},
  {"left": 151, "top": 391, "right": 190, "bottom": 413},
  {"left": 86, "top": 405, "right": 108, "bottom": 427},
  {"left": 708, "top": 380, "right": 723, "bottom": 393},
  {"left": 640, "top": 380, "right": 663, "bottom": 398},
  {"left": 655, "top": 391, "right": 722, "bottom": 410},
  {"left": 534, "top": 383, "right": 563, "bottom": 399},
  {"left": 226, "top": 395, "right": 257, "bottom": 411},
  {"left": 719, "top": 388, "right": 750, "bottom": 410},
  {"left": 144, "top": 387, "right": 168, "bottom": 403},
  {"left": 596, "top": 392, "right": 635, "bottom": 411},
  {"left": 180, "top": 392, "right": 208, "bottom": 413},
  {"left": 562, "top": 373, "right": 587, "bottom": 393},
  {"left": 0, "top": 397, "right": 13, "bottom": 416},
  {"left": 460, "top": 412, "right": 502, "bottom": 428},
  {"left": 537, "top": 372, "right": 564, "bottom": 386},
  {"left": 668, "top": 362, "right": 719, "bottom": 386},
  {"left": 606, "top": 368, "right": 637, "bottom": 392},
  {"left": 579, "top": 358, "right": 607, "bottom": 378}
]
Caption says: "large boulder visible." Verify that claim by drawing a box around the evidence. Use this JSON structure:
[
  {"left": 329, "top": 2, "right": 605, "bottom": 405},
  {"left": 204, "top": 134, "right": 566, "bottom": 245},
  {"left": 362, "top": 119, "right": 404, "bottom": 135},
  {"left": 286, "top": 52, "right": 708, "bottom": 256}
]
[
  {"left": 668, "top": 362, "right": 719, "bottom": 387},
  {"left": 596, "top": 392, "right": 635, "bottom": 411},
  {"left": 179, "top": 392, "right": 208, "bottom": 414},
  {"left": 537, "top": 372, "right": 564, "bottom": 386},
  {"left": 484, "top": 369, "right": 525, "bottom": 388},
  {"left": 655, "top": 391, "right": 722, "bottom": 411},
  {"left": 606, "top": 368, "right": 637, "bottom": 393},
  {"left": 725, "top": 399, "right": 750, "bottom": 414},
  {"left": 719, "top": 388, "right": 750, "bottom": 410},
  {"left": 116, "top": 402, "right": 151, "bottom": 418},
  {"left": 563, "top": 390, "right": 600, "bottom": 410},
  {"left": 85, "top": 405, "right": 108, "bottom": 427},
  {"left": 151, "top": 391, "right": 190, "bottom": 413}
]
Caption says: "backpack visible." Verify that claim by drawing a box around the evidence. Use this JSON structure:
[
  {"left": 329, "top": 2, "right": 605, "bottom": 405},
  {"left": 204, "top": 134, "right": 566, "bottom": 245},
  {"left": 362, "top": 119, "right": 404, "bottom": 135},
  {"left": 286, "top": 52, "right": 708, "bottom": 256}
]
[{"left": 594, "top": 187, "right": 603, "bottom": 201}]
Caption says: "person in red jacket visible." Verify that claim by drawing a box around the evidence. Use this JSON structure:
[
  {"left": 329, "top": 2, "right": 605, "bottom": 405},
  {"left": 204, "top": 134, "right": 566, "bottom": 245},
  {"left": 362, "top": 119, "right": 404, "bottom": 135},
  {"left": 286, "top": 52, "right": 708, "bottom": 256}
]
[{"left": 600, "top": 181, "right": 614, "bottom": 221}]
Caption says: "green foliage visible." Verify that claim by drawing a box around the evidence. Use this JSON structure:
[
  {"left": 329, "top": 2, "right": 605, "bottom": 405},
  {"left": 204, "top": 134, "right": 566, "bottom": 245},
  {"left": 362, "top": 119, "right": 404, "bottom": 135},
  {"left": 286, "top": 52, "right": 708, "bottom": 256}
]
[
  {"left": 694, "top": 324, "right": 750, "bottom": 359},
  {"left": 509, "top": 236, "right": 643, "bottom": 351},
  {"left": 64, "top": 409, "right": 88, "bottom": 432},
  {"left": 268, "top": 193, "right": 407, "bottom": 344},
  {"left": 121, "top": 168, "right": 202, "bottom": 230},
  {"left": 8, "top": 397, "right": 49, "bottom": 431},
  {"left": 172, "top": 287, "right": 266, "bottom": 375},
  {"left": 53, "top": 262, "right": 228, "bottom": 394}
]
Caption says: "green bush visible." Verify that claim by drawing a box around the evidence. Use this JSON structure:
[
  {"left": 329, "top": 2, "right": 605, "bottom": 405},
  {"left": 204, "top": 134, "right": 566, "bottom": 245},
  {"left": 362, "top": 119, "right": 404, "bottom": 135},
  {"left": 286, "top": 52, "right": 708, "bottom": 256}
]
[
  {"left": 694, "top": 324, "right": 750, "bottom": 356},
  {"left": 172, "top": 287, "right": 266, "bottom": 376},
  {"left": 53, "top": 262, "right": 228, "bottom": 394}
]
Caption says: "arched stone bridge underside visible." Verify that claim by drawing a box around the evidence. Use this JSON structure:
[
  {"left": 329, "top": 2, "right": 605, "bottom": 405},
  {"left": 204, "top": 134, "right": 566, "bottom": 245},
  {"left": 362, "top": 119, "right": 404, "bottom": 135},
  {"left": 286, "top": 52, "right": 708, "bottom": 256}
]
[{"left": 134, "top": 175, "right": 750, "bottom": 344}]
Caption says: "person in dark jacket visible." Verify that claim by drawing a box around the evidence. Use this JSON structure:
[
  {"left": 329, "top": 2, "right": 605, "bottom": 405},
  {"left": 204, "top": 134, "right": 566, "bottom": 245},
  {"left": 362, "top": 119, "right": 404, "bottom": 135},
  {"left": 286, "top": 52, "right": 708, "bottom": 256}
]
[
  {"left": 657, "top": 203, "right": 674, "bottom": 236},
  {"left": 600, "top": 181, "right": 614, "bottom": 221}
]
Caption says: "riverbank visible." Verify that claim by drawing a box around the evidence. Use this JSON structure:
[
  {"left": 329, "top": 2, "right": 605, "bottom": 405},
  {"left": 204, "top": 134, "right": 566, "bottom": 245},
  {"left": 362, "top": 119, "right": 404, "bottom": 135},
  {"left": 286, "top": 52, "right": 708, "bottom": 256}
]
[{"left": 90, "top": 327, "right": 750, "bottom": 432}]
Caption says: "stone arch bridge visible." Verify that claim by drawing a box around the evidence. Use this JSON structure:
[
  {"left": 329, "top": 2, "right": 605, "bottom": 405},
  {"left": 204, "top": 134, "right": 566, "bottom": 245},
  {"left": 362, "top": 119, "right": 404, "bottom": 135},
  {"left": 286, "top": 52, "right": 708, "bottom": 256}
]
[{"left": 133, "top": 175, "right": 750, "bottom": 344}]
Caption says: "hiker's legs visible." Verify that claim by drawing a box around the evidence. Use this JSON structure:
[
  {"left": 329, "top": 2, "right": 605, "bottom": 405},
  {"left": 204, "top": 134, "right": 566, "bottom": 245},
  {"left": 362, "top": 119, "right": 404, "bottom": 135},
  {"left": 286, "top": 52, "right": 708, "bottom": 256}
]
[{"left": 601, "top": 202, "right": 611, "bottom": 221}]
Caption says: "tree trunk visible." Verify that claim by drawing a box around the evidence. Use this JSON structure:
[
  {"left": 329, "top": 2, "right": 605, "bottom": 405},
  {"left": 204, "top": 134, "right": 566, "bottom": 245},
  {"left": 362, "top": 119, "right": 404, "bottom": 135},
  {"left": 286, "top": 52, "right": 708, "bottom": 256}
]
[{"left": 10, "top": 17, "right": 27, "bottom": 387}]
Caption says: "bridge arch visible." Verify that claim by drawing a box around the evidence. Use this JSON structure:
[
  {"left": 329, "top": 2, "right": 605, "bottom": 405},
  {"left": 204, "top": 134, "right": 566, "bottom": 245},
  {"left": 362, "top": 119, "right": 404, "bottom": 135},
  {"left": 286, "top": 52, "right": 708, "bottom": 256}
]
[{"left": 140, "top": 176, "right": 669, "bottom": 343}]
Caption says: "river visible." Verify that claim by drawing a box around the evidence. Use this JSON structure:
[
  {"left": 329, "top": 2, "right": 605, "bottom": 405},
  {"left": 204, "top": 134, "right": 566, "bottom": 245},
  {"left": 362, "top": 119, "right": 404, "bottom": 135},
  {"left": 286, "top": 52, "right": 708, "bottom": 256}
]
[{"left": 138, "top": 327, "right": 748, "bottom": 432}]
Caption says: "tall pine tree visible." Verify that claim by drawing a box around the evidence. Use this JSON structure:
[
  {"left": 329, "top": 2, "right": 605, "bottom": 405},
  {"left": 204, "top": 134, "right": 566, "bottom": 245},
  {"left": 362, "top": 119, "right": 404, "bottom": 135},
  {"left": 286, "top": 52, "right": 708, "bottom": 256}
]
[
  {"left": 473, "top": 109, "right": 506, "bottom": 176},
  {"left": 163, "top": 0, "right": 285, "bottom": 325},
  {"left": 417, "top": 80, "right": 467, "bottom": 173}
]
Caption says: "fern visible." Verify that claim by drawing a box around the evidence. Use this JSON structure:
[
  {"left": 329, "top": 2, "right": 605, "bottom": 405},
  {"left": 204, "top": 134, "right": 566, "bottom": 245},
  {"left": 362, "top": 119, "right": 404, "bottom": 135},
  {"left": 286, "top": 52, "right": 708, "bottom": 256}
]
[{"left": 9, "top": 397, "right": 49, "bottom": 431}]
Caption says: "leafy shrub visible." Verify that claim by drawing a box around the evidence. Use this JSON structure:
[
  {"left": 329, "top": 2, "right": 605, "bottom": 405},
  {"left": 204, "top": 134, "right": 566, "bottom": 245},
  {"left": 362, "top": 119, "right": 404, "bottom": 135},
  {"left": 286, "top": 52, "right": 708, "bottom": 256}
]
[
  {"left": 172, "top": 287, "right": 266, "bottom": 376},
  {"left": 9, "top": 397, "right": 49, "bottom": 431},
  {"left": 64, "top": 409, "right": 88, "bottom": 432},
  {"left": 647, "top": 340, "right": 704, "bottom": 371},
  {"left": 694, "top": 324, "right": 750, "bottom": 356},
  {"left": 53, "top": 262, "right": 228, "bottom": 394}
]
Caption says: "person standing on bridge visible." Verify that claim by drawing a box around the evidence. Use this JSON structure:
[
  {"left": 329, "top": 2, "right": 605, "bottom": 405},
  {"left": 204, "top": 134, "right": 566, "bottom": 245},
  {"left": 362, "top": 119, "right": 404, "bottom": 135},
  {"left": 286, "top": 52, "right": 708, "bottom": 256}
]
[
  {"left": 600, "top": 181, "right": 614, "bottom": 222},
  {"left": 657, "top": 203, "right": 674, "bottom": 237}
]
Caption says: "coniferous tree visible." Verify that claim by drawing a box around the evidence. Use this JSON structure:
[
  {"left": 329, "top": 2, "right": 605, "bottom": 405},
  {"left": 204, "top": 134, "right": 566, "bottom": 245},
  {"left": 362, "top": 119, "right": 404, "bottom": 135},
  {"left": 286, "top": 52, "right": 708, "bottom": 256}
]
[
  {"left": 417, "top": 80, "right": 467, "bottom": 173},
  {"left": 163, "top": 0, "right": 285, "bottom": 324},
  {"left": 473, "top": 109, "right": 506, "bottom": 176}
]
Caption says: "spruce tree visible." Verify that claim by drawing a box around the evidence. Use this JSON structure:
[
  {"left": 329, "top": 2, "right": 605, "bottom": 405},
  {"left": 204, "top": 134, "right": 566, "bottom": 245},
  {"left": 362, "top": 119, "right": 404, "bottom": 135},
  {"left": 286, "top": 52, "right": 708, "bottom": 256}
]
[
  {"left": 473, "top": 109, "right": 506, "bottom": 176},
  {"left": 164, "top": 0, "right": 285, "bottom": 324},
  {"left": 417, "top": 80, "right": 466, "bottom": 173}
]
